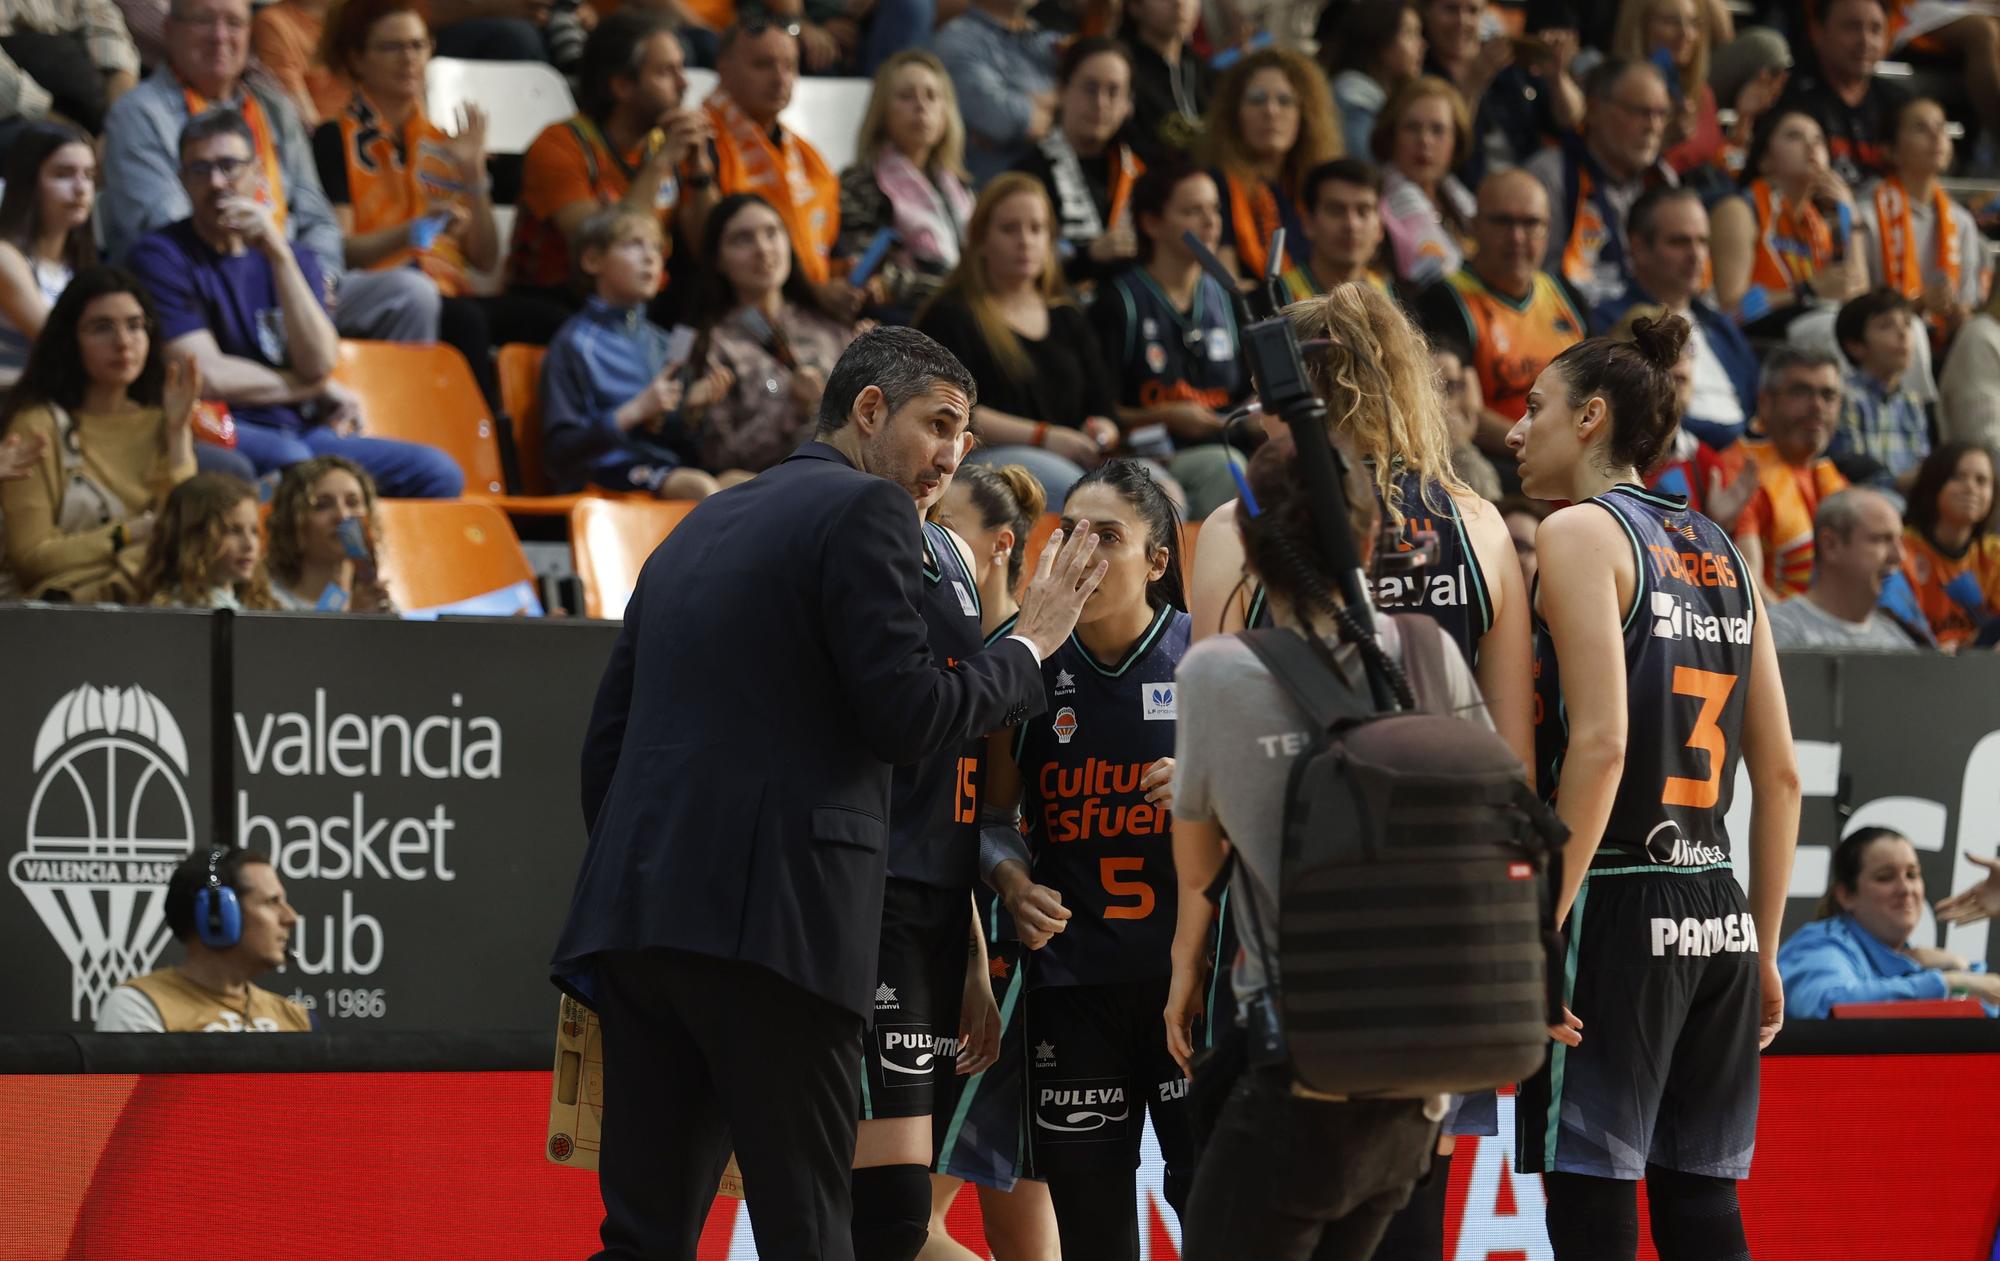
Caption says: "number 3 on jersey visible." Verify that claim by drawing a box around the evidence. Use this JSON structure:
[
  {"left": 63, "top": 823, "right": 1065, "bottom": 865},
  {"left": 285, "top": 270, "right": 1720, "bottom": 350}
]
[
  {"left": 1099, "top": 857, "right": 1156, "bottom": 920},
  {"left": 1661, "top": 667, "right": 1737, "bottom": 809}
]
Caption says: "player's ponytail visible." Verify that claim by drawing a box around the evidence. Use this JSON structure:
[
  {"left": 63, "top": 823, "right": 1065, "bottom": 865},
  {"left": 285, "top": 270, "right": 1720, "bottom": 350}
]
[
  {"left": 1814, "top": 827, "right": 1910, "bottom": 921},
  {"left": 953, "top": 463, "right": 1046, "bottom": 589},
  {"left": 1547, "top": 313, "right": 1690, "bottom": 476},
  {"left": 1065, "top": 458, "right": 1186, "bottom": 612}
]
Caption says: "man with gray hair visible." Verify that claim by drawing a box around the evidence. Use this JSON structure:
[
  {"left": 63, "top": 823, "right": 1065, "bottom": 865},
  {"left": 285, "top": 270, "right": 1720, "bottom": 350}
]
[
  {"left": 1527, "top": 57, "right": 1678, "bottom": 310},
  {"left": 1767, "top": 487, "right": 1928, "bottom": 649},
  {"left": 100, "top": 0, "right": 437, "bottom": 344}
]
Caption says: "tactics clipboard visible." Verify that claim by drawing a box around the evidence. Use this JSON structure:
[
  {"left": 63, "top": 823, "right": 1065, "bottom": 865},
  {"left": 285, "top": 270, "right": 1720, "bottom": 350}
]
[{"left": 547, "top": 994, "right": 745, "bottom": 1198}]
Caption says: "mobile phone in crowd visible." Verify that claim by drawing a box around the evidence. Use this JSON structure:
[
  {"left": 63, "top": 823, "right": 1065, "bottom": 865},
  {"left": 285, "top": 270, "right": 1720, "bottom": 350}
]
[{"left": 849, "top": 228, "right": 897, "bottom": 288}]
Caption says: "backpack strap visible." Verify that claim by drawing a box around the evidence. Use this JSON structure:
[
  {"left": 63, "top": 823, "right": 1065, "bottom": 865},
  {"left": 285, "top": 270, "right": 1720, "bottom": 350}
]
[{"left": 1235, "top": 628, "right": 1370, "bottom": 732}]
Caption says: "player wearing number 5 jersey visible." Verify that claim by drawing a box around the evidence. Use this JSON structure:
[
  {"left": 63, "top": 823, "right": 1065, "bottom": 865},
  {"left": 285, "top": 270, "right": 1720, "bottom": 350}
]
[
  {"left": 1506, "top": 314, "right": 1801, "bottom": 1261},
  {"left": 981, "top": 460, "right": 1194, "bottom": 1261}
]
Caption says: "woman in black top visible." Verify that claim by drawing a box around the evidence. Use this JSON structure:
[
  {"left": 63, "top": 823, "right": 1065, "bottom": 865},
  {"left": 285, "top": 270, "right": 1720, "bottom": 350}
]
[{"left": 917, "top": 173, "right": 1120, "bottom": 503}]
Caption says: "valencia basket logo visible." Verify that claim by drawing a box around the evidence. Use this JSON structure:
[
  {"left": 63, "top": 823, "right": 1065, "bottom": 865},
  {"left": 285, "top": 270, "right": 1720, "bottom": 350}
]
[{"left": 10, "top": 685, "right": 197, "bottom": 1022}]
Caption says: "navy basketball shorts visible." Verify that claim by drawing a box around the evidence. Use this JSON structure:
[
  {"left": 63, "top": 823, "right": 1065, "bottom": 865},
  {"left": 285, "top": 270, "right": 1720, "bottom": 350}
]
[
  {"left": 861, "top": 878, "right": 970, "bottom": 1122},
  {"left": 935, "top": 936, "right": 1032, "bottom": 1190},
  {"left": 1515, "top": 866, "right": 1761, "bottom": 1181},
  {"left": 1023, "top": 977, "right": 1193, "bottom": 1180}
]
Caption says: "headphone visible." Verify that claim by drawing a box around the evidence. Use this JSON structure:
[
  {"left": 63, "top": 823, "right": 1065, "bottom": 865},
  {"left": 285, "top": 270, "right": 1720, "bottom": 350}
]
[{"left": 193, "top": 847, "right": 242, "bottom": 949}]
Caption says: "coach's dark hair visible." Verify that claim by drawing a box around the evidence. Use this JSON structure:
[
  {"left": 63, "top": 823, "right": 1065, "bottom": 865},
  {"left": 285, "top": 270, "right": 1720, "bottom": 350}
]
[
  {"left": 1547, "top": 314, "right": 1689, "bottom": 476},
  {"left": 817, "top": 325, "right": 978, "bottom": 435},
  {"left": 164, "top": 846, "right": 271, "bottom": 943},
  {"left": 1906, "top": 441, "right": 1999, "bottom": 545},
  {"left": 580, "top": 10, "right": 679, "bottom": 125},
  {"left": 948, "top": 464, "right": 1046, "bottom": 587},
  {"left": 1301, "top": 157, "right": 1384, "bottom": 214},
  {"left": 1130, "top": 159, "right": 1209, "bottom": 263},
  {"left": 1814, "top": 827, "right": 1911, "bottom": 921},
  {"left": 1063, "top": 458, "right": 1186, "bottom": 611},
  {"left": 178, "top": 108, "right": 256, "bottom": 162},
  {"left": 1627, "top": 183, "right": 1702, "bottom": 245},
  {"left": 1834, "top": 286, "right": 1914, "bottom": 361}
]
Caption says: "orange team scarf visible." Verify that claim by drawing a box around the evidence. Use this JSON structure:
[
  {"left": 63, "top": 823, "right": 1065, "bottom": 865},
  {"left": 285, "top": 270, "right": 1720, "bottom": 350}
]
[
  {"left": 1742, "top": 437, "right": 1847, "bottom": 596},
  {"left": 1901, "top": 529, "right": 2000, "bottom": 648},
  {"left": 1224, "top": 169, "right": 1293, "bottom": 280},
  {"left": 335, "top": 93, "right": 471, "bottom": 296},
  {"left": 1873, "top": 173, "right": 1962, "bottom": 335},
  {"left": 183, "top": 84, "right": 286, "bottom": 232},
  {"left": 705, "top": 89, "right": 839, "bottom": 286},
  {"left": 1748, "top": 178, "right": 1833, "bottom": 291}
]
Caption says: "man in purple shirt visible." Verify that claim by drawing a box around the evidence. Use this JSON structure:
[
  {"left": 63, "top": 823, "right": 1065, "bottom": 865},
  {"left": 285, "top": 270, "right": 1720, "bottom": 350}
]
[{"left": 126, "top": 109, "right": 460, "bottom": 497}]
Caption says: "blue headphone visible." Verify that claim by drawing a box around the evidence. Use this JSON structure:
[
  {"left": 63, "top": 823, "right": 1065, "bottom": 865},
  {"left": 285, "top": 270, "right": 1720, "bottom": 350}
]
[{"left": 193, "top": 847, "right": 242, "bottom": 949}]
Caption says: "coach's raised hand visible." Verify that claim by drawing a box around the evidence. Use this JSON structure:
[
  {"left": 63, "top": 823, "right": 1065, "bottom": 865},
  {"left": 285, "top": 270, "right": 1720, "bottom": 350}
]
[{"left": 1014, "top": 522, "right": 1107, "bottom": 659}]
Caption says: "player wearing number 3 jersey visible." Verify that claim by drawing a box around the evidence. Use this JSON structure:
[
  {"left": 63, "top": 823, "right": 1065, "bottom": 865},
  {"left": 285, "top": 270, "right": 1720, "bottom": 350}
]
[
  {"left": 1506, "top": 315, "right": 1801, "bottom": 1261},
  {"left": 981, "top": 460, "right": 1194, "bottom": 1261}
]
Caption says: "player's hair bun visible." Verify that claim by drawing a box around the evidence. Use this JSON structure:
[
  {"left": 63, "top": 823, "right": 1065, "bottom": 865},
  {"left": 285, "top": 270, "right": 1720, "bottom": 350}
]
[
  {"left": 994, "top": 463, "right": 1047, "bottom": 521},
  {"left": 1628, "top": 313, "right": 1691, "bottom": 373}
]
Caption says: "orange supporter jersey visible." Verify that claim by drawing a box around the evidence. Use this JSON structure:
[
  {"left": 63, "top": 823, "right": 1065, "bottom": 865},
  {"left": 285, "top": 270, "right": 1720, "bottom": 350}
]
[
  {"left": 1902, "top": 529, "right": 2000, "bottom": 648},
  {"left": 1437, "top": 267, "right": 1586, "bottom": 422},
  {"left": 328, "top": 94, "right": 474, "bottom": 296},
  {"left": 705, "top": 90, "right": 839, "bottom": 286},
  {"left": 1736, "top": 438, "right": 1848, "bottom": 597},
  {"left": 510, "top": 116, "right": 679, "bottom": 291}
]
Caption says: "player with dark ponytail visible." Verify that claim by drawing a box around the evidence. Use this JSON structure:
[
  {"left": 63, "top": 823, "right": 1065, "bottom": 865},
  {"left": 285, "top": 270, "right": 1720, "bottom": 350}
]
[
  {"left": 1507, "top": 315, "right": 1801, "bottom": 1261},
  {"left": 978, "top": 458, "right": 1194, "bottom": 1260}
]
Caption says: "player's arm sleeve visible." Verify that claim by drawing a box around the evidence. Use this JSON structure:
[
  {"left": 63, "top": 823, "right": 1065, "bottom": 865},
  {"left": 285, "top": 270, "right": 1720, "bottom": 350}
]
[
  {"left": 579, "top": 567, "right": 644, "bottom": 831},
  {"left": 822, "top": 479, "right": 1046, "bottom": 765},
  {"left": 94, "top": 986, "right": 166, "bottom": 1032},
  {"left": 1777, "top": 938, "right": 1949, "bottom": 1020}
]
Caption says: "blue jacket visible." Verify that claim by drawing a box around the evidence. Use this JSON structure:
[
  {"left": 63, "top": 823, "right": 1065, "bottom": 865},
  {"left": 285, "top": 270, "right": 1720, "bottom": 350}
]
[
  {"left": 1593, "top": 283, "right": 1759, "bottom": 449},
  {"left": 1776, "top": 913, "right": 1993, "bottom": 1019}
]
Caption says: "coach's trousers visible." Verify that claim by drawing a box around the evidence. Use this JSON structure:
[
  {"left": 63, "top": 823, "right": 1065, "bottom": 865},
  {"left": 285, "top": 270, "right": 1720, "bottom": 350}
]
[{"left": 590, "top": 948, "right": 864, "bottom": 1261}]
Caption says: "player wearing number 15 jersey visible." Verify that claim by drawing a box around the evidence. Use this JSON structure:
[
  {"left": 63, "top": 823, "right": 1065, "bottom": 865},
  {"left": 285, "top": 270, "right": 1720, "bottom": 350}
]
[
  {"left": 1506, "top": 316, "right": 1800, "bottom": 1261},
  {"left": 982, "top": 461, "right": 1195, "bottom": 1261}
]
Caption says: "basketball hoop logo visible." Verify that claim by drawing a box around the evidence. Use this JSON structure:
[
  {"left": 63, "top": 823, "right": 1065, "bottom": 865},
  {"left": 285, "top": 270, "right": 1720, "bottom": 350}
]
[{"left": 9, "top": 685, "right": 197, "bottom": 1022}]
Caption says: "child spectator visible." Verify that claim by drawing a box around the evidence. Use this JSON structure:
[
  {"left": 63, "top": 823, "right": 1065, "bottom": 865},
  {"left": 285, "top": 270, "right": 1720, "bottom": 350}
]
[
  {"left": 689, "top": 195, "right": 860, "bottom": 476},
  {"left": 139, "top": 471, "right": 275, "bottom": 609},
  {"left": 917, "top": 174, "right": 1117, "bottom": 503},
  {"left": 543, "top": 207, "right": 734, "bottom": 495},
  {"left": 1855, "top": 97, "right": 1985, "bottom": 351},
  {"left": 264, "top": 454, "right": 397, "bottom": 614},
  {"left": 1013, "top": 37, "right": 1143, "bottom": 293},
  {"left": 1198, "top": 48, "right": 1339, "bottom": 284},
  {"left": 0, "top": 122, "right": 96, "bottom": 390},
  {"left": 0, "top": 267, "right": 199, "bottom": 603},
  {"left": 1832, "top": 286, "right": 1928, "bottom": 482},
  {"left": 835, "top": 50, "right": 974, "bottom": 324},
  {"left": 1433, "top": 338, "right": 1501, "bottom": 501},
  {"left": 1900, "top": 442, "right": 2000, "bottom": 648},
  {"left": 1778, "top": 828, "right": 1999, "bottom": 1019}
]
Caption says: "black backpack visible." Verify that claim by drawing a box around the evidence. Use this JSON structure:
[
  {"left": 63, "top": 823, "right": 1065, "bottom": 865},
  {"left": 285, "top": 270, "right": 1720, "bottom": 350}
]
[{"left": 1230, "top": 617, "right": 1569, "bottom": 1099}]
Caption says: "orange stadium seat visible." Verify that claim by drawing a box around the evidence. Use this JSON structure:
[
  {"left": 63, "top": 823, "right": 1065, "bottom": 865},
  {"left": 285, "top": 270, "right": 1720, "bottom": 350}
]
[
  {"left": 497, "top": 343, "right": 551, "bottom": 494},
  {"left": 374, "top": 500, "right": 543, "bottom": 617},
  {"left": 569, "top": 496, "right": 701, "bottom": 620},
  {"left": 333, "top": 341, "right": 508, "bottom": 496}
]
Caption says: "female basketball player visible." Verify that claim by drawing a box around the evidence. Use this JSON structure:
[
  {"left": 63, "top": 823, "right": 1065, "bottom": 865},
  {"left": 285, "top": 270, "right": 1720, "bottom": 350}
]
[
  {"left": 1179, "top": 282, "right": 1533, "bottom": 1255},
  {"left": 1507, "top": 314, "right": 1800, "bottom": 1261},
  {"left": 980, "top": 459, "right": 1194, "bottom": 1260},
  {"left": 921, "top": 464, "right": 1062, "bottom": 1261}
]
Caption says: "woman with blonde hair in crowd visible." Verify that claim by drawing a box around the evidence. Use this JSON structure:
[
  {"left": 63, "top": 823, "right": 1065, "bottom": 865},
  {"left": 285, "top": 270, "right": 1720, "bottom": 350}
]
[
  {"left": 0, "top": 267, "right": 200, "bottom": 603},
  {"left": 1197, "top": 47, "right": 1340, "bottom": 283},
  {"left": 265, "top": 454, "right": 398, "bottom": 615},
  {"left": 1372, "top": 74, "right": 1478, "bottom": 287},
  {"left": 917, "top": 174, "right": 1119, "bottom": 502},
  {"left": 1610, "top": 0, "right": 1785, "bottom": 187},
  {"left": 140, "top": 472, "right": 276, "bottom": 610},
  {"left": 836, "top": 49, "right": 976, "bottom": 324}
]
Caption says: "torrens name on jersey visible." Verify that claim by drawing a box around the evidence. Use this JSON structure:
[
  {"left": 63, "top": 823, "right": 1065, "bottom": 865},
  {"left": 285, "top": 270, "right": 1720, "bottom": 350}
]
[
  {"left": 1649, "top": 913, "right": 1759, "bottom": 957},
  {"left": 1037, "top": 757, "right": 1170, "bottom": 842},
  {"left": 1650, "top": 590, "right": 1752, "bottom": 645},
  {"left": 1646, "top": 542, "right": 1740, "bottom": 588}
]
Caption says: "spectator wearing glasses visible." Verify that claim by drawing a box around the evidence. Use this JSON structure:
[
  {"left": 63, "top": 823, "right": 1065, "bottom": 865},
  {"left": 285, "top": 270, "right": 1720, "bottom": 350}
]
[
  {"left": 1733, "top": 346, "right": 1850, "bottom": 601},
  {"left": 127, "top": 110, "right": 463, "bottom": 497},
  {"left": 101, "top": 0, "right": 440, "bottom": 345},
  {"left": 0, "top": 122, "right": 98, "bottom": 392},
  {"left": 1413, "top": 169, "right": 1588, "bottom": 455},
  {"left": 0, "top": 0, "right": 143, "bottom": 140},
  {"left": 1372, "top": 75, "right": 1476, "bottom": 288},
  {"left": 1765, "top": 487, "right": 1926, "bottom": 649},
  {"left": 1609, "top": 0, "right": 1789, "bottom": 192},
  {"left": 0, "top": 266, "right": 199, "bottom": 603},
  {"left": 1014, "top": 37, "right": 1142, "bottom": 294},
  {"left": 1198, "top": 47, "right": 1339, "bottom": 285},
  {"left": 1320, "top": 0, "right": 1426, "bottom": 160},
  {"left": 1279, "top": 158, "right": 1391, "bottom": 302},
  {"left": 934, "top": 0, "right": 1061, "bottom": 187},
  {"left": 1711, "top": 107, "right": 1866, "bottom": 335},
  {"left": 1122, "top": 0, "right": 1210, "bottom": 165},
  {"left": 1900, "top": 442, "right": 2000, "bottom": 649},
  {"left": 1526, "top": 58, "right": 1679, "bottom": 313}
]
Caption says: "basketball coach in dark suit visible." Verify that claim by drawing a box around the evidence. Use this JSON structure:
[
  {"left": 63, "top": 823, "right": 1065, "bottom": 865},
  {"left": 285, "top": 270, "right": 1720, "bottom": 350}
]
[{"left": 551, "top": 327, "right": 1107, "bottom": 1261}]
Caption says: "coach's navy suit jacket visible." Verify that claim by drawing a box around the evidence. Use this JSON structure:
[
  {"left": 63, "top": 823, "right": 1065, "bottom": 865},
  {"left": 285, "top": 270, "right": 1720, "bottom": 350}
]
[{"left": 551, "top": 442, "right": 1044, "bottom": 1019}]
